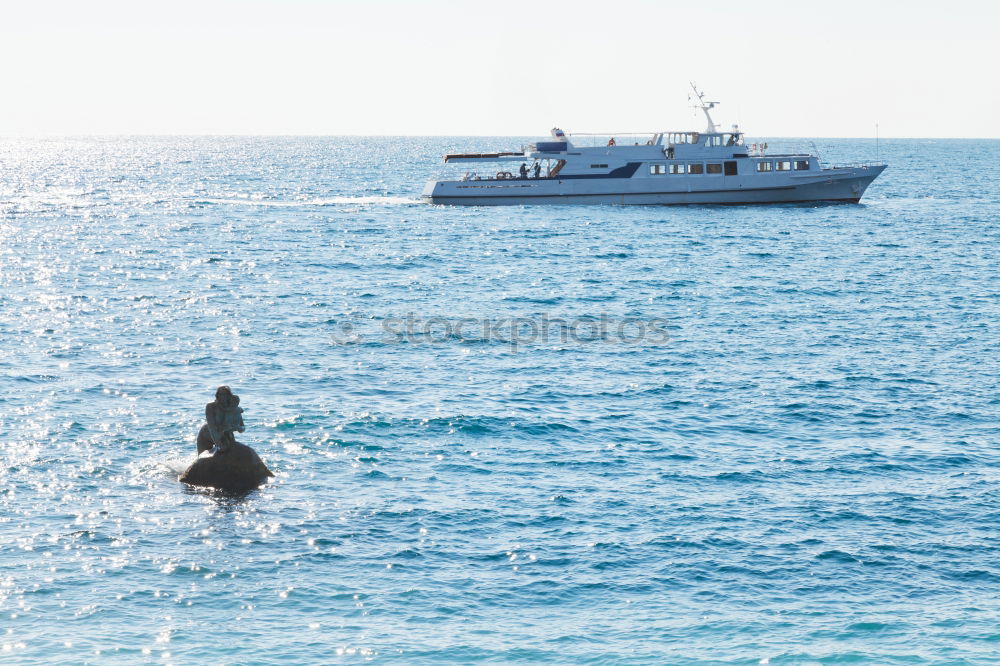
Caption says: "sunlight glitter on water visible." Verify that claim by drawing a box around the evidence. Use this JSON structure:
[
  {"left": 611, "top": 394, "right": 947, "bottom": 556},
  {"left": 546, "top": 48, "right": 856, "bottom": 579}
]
[{"left": 1, "top": 137, "right": 999, "bottom": 662}]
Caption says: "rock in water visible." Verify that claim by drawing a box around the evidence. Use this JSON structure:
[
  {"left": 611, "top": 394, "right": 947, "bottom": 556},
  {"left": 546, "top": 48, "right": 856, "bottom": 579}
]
[{"left": 180, "top": 442, "right": 274, "bottom": 492}]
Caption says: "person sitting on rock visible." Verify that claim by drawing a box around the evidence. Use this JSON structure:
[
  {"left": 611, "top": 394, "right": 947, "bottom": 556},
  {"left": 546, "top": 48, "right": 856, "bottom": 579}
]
[{"left": 196, "top": 385, "right": 245, "bottom": 454}]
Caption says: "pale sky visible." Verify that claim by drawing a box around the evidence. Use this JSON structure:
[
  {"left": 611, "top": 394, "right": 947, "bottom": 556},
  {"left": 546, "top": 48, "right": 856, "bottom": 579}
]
[{"left": 2, "top": 0, "right": 997, "bottom": 137}]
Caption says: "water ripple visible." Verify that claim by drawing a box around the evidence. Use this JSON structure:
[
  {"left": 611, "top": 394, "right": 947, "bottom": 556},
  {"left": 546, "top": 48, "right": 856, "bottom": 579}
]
[{"left": 1, "top": 137, "right": 999, "bottom": 662}]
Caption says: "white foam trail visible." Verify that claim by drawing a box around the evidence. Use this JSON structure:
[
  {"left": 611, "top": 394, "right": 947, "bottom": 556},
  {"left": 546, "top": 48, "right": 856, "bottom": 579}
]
[
  {"left": 315, "top": 196, "right": 420, "bottom": 205},
  {"left": 200, "top": 196, "right": 420, "bottom": 207}
]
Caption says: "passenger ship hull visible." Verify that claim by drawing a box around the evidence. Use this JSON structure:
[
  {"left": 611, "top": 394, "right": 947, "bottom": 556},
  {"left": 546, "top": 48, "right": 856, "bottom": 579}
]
[{"left": 423, "top": 165, "right": 885, "bottom": 206}]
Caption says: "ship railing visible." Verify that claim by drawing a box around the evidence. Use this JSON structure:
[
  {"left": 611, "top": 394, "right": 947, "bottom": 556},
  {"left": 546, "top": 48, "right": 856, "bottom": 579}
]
[
  {"left": 564, "top": 132, "right": 663, "bottom": 147},
  {"left": 753, "top": 152, "right": 814, "bottom": 158}
]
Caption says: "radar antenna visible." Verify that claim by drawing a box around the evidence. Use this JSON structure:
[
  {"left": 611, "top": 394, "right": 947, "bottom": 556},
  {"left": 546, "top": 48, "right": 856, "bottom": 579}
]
[{"left": 688, "top": 82, "right": 719, "bottom": 133}]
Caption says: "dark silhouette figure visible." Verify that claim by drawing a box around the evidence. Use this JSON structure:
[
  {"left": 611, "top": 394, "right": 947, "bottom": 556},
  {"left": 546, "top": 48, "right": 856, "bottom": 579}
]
[
  {"left": 183, "top": 386, "right": 273, "bottom": 492},
  {"left": 196, "top": 385, "right": 244, "bottom": 453}
]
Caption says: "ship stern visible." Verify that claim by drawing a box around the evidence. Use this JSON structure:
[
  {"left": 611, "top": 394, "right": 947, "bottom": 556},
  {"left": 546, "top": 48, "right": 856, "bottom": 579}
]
[{"left": 421, "top": 179, "right": 440, "bottom": 203}]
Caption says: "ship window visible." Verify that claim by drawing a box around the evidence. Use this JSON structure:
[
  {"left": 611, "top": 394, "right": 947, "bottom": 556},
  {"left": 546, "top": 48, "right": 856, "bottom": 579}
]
[
  {"left": 776, "top": 161, "right": 792, "bottom": 171},
  {"left": 795, "top": 160, "right": 810, "bottom": 170},
  {"left": 724, "top": 161, "right": 737, "bottom": 175},
  {"left": 650, "top": 164, "right": 667, "bottom": 175},
  {"left": 756, "top": 161, "right": 772, "bottom": 172},
  {"left": 590, "top": 164, "right": 608, "bottom": 169},
  {"left": 668, "top": 163, "right": 684, "bottom": 174},
  {"left": 688, "top": 163, "right": 704, "bottom": 175},
  {"left": 707, "top": 163, "right": 722, "bottom": 174}
]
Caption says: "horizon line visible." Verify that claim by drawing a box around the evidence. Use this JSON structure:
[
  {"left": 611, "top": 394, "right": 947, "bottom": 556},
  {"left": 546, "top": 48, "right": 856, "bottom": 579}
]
[{"left": 2, "top": 133, "right": 997, "bottom": 140}]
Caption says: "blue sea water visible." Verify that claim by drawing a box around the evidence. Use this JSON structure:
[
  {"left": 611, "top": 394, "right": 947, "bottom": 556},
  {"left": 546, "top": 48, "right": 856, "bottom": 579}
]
[{"left": 0, "top": 136, "right": 998, "bottom": 664}]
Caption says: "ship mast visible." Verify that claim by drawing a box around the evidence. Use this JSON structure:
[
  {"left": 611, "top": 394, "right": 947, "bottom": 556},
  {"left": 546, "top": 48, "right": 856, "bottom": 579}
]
[{"left": 689, "top": 82, "right": 719, "bottom": 133}]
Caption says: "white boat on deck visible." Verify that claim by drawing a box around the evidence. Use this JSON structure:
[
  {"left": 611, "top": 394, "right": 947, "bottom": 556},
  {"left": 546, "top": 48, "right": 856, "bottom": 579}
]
[{"left": 422, "top": 86, "right": 886, "bottom": 206}]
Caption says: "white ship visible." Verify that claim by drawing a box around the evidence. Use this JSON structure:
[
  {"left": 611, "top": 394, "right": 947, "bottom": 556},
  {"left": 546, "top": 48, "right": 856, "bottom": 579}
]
[{"left": 422, "top": 86, "right": 886, "bottom": 206}]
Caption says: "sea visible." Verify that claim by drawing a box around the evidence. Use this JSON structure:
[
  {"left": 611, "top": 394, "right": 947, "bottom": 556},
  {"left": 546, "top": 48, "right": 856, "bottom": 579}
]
[{"left": 1, "top": 136, "right": 998, "bottom": 664}]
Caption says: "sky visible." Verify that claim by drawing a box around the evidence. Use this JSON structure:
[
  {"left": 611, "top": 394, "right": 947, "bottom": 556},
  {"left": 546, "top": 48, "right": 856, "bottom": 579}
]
[{"left": 1, "top": 0, "right": 998, "bottom": 137}]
